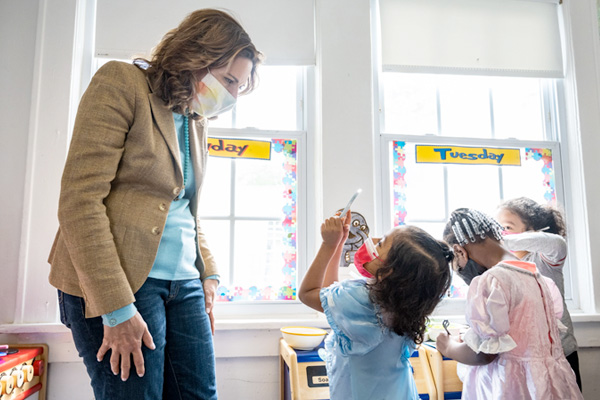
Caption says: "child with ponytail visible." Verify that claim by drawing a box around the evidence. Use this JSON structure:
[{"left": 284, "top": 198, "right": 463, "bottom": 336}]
[{"left": 299, "top": 212, "right": 452, "bottom": 399}]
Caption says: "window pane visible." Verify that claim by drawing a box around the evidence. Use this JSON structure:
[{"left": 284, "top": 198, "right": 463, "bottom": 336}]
[
  {"left": 413, "top": 222, "right": 446, "bottom": 242},
  {"left": 388, "top": 141, "right": 560, "bottom": 299},
  {"left": 502, "top": 148, "right": 558, "bottom": 206},
  {"left": 491, "top": 77, "right": 544, "bottom": 140},
  {"left": 382, "top": 73, "right": 437, "bottom": 134},
  {"left": 201, "top": 139, "right": 298, "bottom": 302},
  {"left": 391, "top": 142, "right": 446, "bottom": 223},
  {"left": 207, "top": 111, "right": 233, "bottom": 128},
  {"left": 232, "top": 220, "right": 290, "bottom": 288},
  {"left": 235, "top": 149, "right": 291, "bottom": 218},
  {"left": 446, "top": 164, "right": 500, "bottom": 216},
  {"left": 210, "top": 66, "right": 301, "bottom": 131},
  {"left": 202, "top": 157, "right": 231, "bottom": 216},
  {"left": 199, "top": 220, "right": 231, "bottom": 284},
  {"left": 439, "top": 75, "right": 492, "bottom": 138}
]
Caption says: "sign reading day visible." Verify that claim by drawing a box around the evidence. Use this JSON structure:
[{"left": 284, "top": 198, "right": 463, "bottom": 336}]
[
  {"left": 415, "top": 145, "right": 521, "bottom": 166},
  {"left": 207, "top": 138, "right": 271, "bottom": 160}
]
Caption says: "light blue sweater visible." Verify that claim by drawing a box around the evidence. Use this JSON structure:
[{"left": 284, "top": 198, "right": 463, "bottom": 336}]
[{"left": 102, "top": 113, "right": 218, "bottom": 327}]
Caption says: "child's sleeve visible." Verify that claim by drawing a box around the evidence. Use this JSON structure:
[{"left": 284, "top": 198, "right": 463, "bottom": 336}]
[
  {"left": 502, "top": 231, "right": 567, "bottom": 268},
  {"left": 542, "top": 276, "right": 564, "bottom": 320},
  {"left": 463, "top": 274, "right": 517, "bottom": 354},
  {"left": 320, "top": 280, "right": 383, "bottom": 356}
]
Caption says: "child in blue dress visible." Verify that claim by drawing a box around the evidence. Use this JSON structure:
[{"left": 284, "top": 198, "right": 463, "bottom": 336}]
[{"left": 299, "top": 213, "right": 453, "bottom": 399}]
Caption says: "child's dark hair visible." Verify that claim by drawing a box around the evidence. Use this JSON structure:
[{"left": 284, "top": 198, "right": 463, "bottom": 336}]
[
  {"left": 443, "top": 208, "right": 503, "bottom": 246},
  {"left": 367, "top": 226, "right": 452, "bottom": 344},
  {"left": 498, "top": 197, "right": 566, "bottom": 238}
]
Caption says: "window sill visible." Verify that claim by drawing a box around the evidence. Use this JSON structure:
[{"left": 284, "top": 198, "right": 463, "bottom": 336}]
[
  {"left": 2, "top": 313, "right": 599, "bottom": 334},
  {"left": 0, "top": 314, "right": 329, "bottom": 335},
  {"left": 2, "top": 313, "right": 599, "bottom": 362}
]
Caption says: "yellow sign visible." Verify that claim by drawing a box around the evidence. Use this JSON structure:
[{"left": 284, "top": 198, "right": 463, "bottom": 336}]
[
  {"left": 207, "top": 138, "right": 271, "bottom": 160},
  {"left": 415, "top": 145, "right": 521, "bottom": 166}
]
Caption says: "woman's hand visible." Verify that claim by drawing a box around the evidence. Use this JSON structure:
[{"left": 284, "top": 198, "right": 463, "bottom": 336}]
[
  {"left": 203, "top": 278, "right": 219, "bottom": 335},
  {"left": 96, "top": 312, "right": 155, "bottom": 381}
]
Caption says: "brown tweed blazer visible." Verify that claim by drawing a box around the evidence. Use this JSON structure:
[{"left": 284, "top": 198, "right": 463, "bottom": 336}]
[{"left": 48, "top": 61, "right": 217, "bottom": 318}]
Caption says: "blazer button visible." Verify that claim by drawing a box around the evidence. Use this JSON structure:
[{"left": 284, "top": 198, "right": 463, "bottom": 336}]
[
  {"left": 151, "top": 227, "right": 161, "bottom": 235},
  {"left": 159, "top": 203, "right": 167, "bottom": 211},
  {"left": 172, "top": 187, "right": 181, "bottom": 196}
]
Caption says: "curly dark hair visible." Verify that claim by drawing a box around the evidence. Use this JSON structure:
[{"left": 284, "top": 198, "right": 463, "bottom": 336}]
[
  {"left": 136, "top": 9, "right": 263, "bottom": 116},
  {"left": 498, "top": 197, "right": 566, "bottom": 238},
  {"left": 367, "top": 226, "right": 452, "bottom": 344}
]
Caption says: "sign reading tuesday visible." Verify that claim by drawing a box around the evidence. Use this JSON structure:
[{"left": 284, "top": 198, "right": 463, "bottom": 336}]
[
  {"left": 207, "top": 138, "right": 271, "bottom": 160},
  {"left": 415, "top": 145, "right": 521, "bottom": 166}
]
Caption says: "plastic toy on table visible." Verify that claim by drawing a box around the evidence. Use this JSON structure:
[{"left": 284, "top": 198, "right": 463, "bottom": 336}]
[
  {"left": 0, "top": 344, "right": 48, "bottom": 400},
  {"left": 279, "top": 337, "right": 439, "bottom": 400},
  {"left": 279, "top": 338, "right": 329, "bottom": 400}
]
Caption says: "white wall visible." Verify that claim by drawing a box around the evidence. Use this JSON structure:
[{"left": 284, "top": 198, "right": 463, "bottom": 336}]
[
  {"left": 0, "top": 0, "right": 38, "bottom": 326},
  {"left": 2, "top": 0, "right": 600, "bottom": 399}
]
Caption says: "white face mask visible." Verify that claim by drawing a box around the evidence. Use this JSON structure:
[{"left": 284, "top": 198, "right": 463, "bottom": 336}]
[{"left": 190, "top": 71, "right": 236, "bottom": 118}]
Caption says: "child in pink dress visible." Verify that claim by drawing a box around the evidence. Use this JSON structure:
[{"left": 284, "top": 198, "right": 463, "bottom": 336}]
[
  {"left": 497, "top": 197, "right": 581, "bottom": 390},
  {"left": 436, "top": 208, "right": 581, "bottom": 400}
]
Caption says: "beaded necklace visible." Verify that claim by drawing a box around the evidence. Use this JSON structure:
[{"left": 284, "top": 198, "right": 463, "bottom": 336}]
[{"left": 182, "top": 115, "right": 191, "bottom": 195}]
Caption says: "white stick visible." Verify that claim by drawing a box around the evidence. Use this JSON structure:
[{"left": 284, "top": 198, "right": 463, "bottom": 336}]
[{"left": 339, "top": 189, "right": 362, "bottom": 218}]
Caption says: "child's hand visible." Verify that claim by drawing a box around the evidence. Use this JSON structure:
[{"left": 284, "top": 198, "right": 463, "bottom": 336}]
[
  {"left": 321, "top": 216, "right": 346, "bottom": 247},
  {"left": 340, "top": 210, "right": 352, "bottom": 242},
  {"left": 435, "top": 332, "right": 454, "bottom": 356}
]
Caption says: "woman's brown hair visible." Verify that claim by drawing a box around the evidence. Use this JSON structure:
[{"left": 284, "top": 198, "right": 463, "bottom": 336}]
[{"left": 137, "top": 9, "right": 263, "bottom": 115}]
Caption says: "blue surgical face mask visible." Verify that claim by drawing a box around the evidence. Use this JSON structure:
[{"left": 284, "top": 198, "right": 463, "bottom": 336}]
[{"left": 457, "top": 259, "right": 487, "bottom": 285}]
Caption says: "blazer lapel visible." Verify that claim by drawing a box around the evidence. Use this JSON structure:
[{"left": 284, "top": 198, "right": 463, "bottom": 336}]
[{"left": 148, "top": 93, "right": 183, "bottom": 179}]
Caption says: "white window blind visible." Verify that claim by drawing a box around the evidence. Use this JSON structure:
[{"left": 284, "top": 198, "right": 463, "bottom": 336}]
[
  {"left": 95, "top": 0, "right": 315, "bottom": 65},
  {"left": 379, "top": 0, "right": 563, "bottom": 77}
]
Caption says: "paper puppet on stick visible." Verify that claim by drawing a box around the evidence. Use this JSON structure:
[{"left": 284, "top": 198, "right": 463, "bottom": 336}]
[{"left": 338, "top": 211, "right": 370, "bottom": 267}]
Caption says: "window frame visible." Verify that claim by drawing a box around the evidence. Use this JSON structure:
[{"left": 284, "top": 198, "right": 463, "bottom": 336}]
[
  {"left": 374, "top": 71, "right": 578, "bottom": 315},
  {"left": 203, "top": 66, "right": 314, "bottom": 314},
  {"left": 202, "top": 127, "right": 308, "bottom": 312}
]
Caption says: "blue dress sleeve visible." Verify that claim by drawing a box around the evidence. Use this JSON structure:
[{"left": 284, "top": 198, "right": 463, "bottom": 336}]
[{"left": 319, "top": 280, "right": 384, "bottom": 356}]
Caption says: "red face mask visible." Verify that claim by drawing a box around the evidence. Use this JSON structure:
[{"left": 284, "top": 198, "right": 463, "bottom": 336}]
[{"left": 353, "top": 237, "right": 380, "bottom": 278}]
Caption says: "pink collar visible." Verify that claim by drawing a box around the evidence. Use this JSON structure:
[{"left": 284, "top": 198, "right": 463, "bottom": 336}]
[{"left": 502, "top": 260, "right": 537, "bottom": 274}]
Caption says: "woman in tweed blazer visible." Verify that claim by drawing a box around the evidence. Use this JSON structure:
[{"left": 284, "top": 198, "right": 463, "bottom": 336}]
[{"left": 48, "top": 9, "right": 262, "bottom": 399}]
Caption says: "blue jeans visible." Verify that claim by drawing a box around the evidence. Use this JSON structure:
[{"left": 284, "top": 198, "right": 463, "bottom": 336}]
[{"left": 59, "top": 278, "right": 217, "bottom": 400}]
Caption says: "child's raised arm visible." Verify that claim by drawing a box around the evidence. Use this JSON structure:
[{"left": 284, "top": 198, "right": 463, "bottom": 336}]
[
  {"left": 502, "top": 231, "right": 567, "bottom": 267},
  {"left": 298, "top": 212, "right": 351, "bottom": 312}
]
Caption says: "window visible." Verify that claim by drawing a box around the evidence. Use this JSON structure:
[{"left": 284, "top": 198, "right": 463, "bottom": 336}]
[
  {"left": 378, "top": 73, "right": 568, "bottom": 299},
  {"left": 201, "top": 66, "right": 307, "bottom": 303},
  {"left": 374, "top": 0, "right": 572, "bottom": 308}
]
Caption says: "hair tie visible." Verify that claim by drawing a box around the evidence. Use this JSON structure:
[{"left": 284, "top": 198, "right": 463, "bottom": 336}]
[{"left": 443, "top": 248, "right": 454, "bottom": 262}]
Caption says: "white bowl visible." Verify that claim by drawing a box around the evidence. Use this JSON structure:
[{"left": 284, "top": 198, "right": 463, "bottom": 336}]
[
  {"left": 427, "top": 322, "right": 466, "bottom": 341},
  {"left": 280, "top": 326, "right": 328, "bottom": 350}
]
